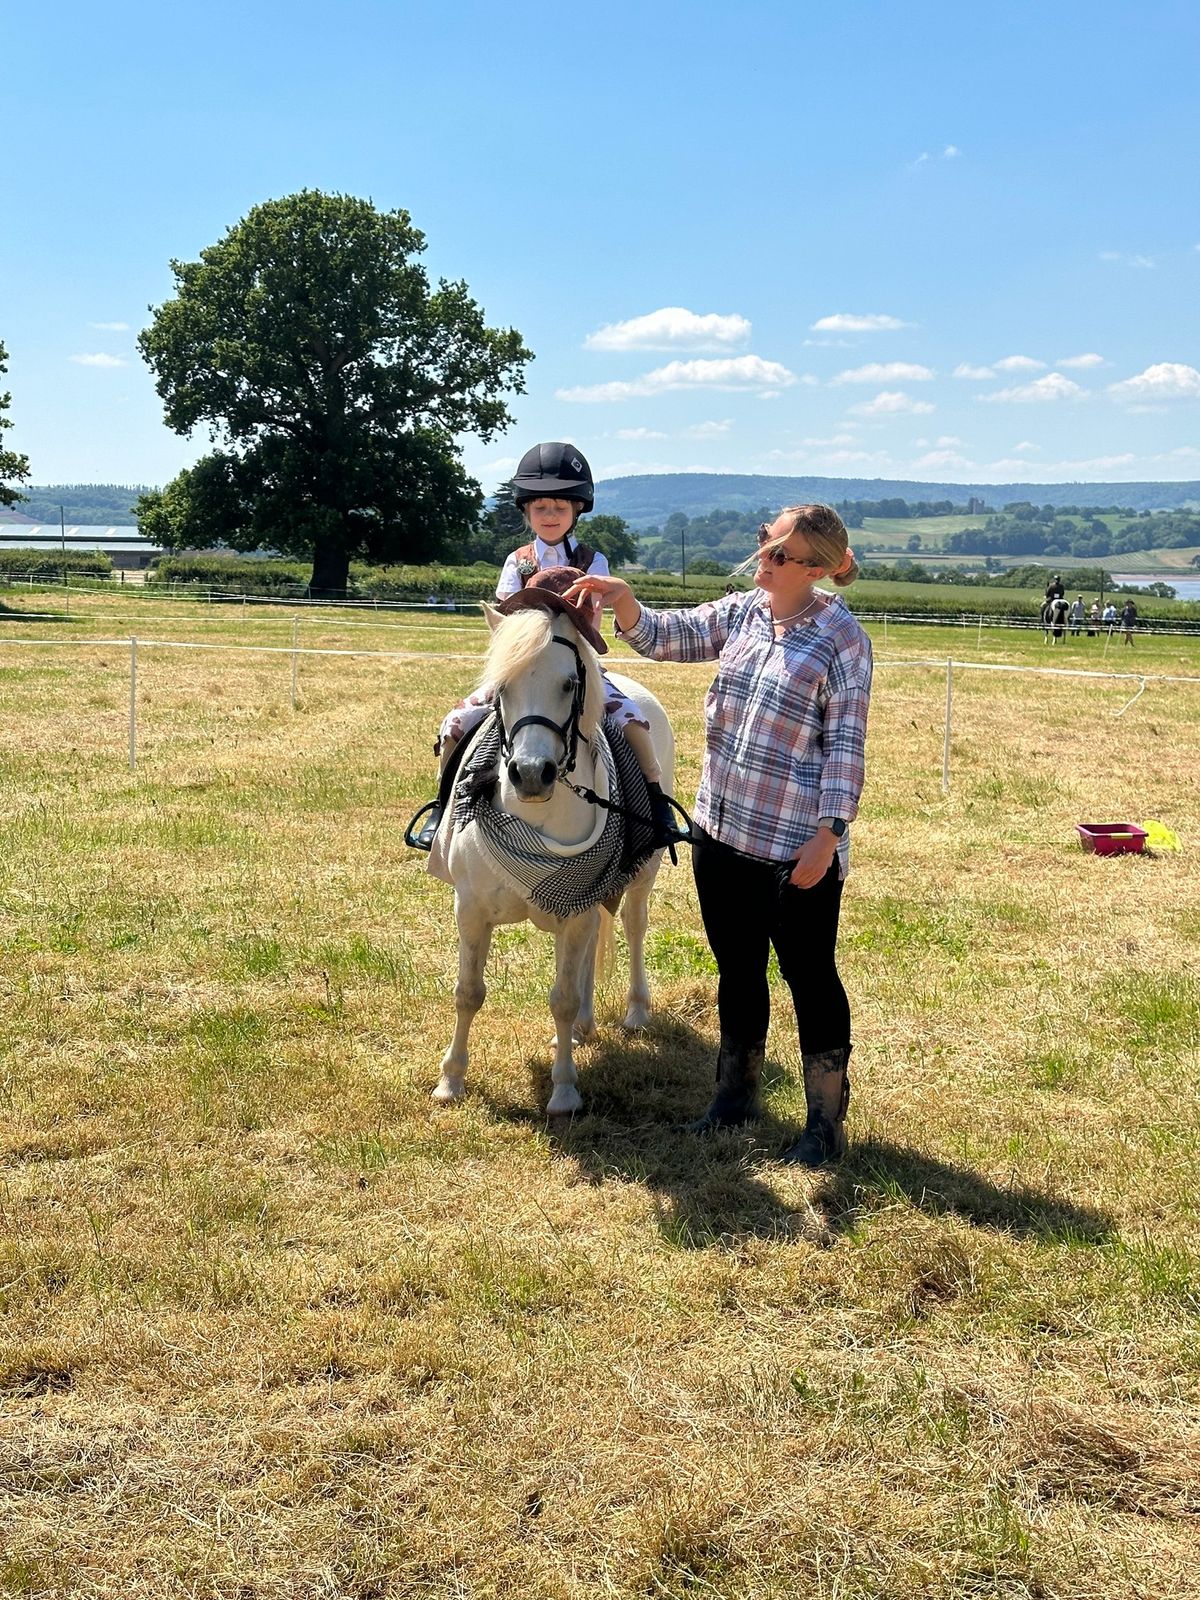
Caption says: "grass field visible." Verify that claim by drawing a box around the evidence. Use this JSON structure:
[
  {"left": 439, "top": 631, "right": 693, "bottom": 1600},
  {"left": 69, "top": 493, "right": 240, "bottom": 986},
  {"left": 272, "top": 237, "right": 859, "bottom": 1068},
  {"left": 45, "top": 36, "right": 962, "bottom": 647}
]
[{"left": 3, "top": 589, "right": 1200, "bottom": 1598}]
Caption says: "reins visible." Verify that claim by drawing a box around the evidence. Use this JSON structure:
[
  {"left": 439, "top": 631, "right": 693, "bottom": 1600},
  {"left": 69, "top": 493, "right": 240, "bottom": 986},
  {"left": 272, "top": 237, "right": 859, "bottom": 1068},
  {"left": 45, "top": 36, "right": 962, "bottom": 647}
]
[{"left": 489, "top": 623, "right": 694, "bottom": 853}]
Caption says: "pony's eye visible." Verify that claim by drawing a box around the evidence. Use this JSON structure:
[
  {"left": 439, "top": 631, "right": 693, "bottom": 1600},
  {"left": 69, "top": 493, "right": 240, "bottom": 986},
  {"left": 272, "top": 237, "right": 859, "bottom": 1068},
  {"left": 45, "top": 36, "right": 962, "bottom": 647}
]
[{"left": 563, "top": 677, "right": 578, "bottom": 696}]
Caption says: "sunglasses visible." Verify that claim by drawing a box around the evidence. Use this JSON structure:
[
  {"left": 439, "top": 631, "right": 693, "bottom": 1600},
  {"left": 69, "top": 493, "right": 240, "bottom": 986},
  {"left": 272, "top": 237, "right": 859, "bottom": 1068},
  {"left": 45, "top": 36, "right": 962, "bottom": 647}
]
[{"left": 757, "top": 523, "right": 824, "bottom": 567}]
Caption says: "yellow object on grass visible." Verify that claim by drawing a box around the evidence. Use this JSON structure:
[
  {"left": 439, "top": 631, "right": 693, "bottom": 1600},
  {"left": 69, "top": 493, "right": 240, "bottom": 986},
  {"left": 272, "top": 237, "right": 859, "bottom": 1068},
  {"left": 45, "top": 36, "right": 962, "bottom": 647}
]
[{"left": 1143, "top": 819, "right": 1182, "bottom": 852}]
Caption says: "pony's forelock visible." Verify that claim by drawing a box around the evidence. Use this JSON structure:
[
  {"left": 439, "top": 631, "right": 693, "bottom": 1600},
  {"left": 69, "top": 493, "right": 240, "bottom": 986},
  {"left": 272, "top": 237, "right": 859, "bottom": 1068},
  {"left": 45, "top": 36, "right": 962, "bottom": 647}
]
[
  {"left": 482, "top": 610, "right": 552, "bottom": 692},
  {"left": 482, "top": 609, "right": 604, "bottom": 736}
]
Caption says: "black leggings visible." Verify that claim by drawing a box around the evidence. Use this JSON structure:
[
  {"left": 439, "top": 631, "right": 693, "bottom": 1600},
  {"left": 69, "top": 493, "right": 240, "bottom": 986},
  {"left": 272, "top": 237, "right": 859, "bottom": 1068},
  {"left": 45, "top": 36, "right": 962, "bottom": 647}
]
[{"left": 691, "top": 826, "right": 850, "bottom": 1055}]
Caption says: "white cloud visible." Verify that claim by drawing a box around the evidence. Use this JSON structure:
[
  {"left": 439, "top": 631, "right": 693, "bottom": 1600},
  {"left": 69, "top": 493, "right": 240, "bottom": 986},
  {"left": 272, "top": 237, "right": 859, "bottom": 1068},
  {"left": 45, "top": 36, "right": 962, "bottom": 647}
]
[
  {"left": 809, "top": 312, "right": 909, "bottom": 333},
  {"left": 614, "top": 427, "right": 667, "bottom": 440},
  {"left": 1108, "top": 362, "right": 1200, "bottom": 402},
  {"left": 1099, "top": 251, "right": 1156, "bottom": 268},
  {"left": 683, "top": 419, "right": 733, "bottom": 437},
  {"left": 830, "top": 362, "right": 935, "bottom": 385},
  {"left": 1012, "top": 440, "right": 1040, "bottom": 453},
  {"left": 70, "top": 352, "right": 127, "bottom": 368},
  {"left": 89, "top": 320, "right": 130, "bottom": 332},
  {"left": 981, "top": 373, "right": 1084, "bottom": 404},
  {"left": 912, "top": 145, "right": 961, "bottom": 168},
  {"left": 953, "top": 363, "right": 994, "bottom": 380},
  {"left": 935, "top": 434, "right": 964, "bottom": 447},
  {"left": 584, "top": 306, "right": 751, "bottom": 352},
  {"left": 1057, "top": 352, "right": 1104, "bottom": 369},
  {"left": 993, "top": 355, "right": 1046, "bottom": 373},
  {"left": 848, "top": 390, "right": 935, "bottom": 416},
  {"left": 557, "top": 354, "right": 797, "bottom": 403},
  {"left": 912, "top": 449, "right": 973, "bottom": 471},
  {"left": 797, "top": 433, "right": 859, "bottom": 448}
]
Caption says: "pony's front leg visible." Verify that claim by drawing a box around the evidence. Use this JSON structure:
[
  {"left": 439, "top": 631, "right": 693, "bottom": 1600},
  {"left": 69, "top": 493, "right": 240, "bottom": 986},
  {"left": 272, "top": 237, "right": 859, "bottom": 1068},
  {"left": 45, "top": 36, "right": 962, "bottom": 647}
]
[
  {"left": 619, "top": 871, "right": 655, "bottom": 1030},
  {"left": 433, "top": 899, "right": 493, "bottom": 1103},
  {"left": 546, "top": 908, "right": 599, "bottom": 1117}
]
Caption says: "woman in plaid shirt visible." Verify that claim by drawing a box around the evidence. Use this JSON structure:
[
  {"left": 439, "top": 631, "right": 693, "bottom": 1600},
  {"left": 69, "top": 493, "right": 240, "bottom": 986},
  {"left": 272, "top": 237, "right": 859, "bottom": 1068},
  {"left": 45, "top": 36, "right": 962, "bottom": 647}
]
[{"left": 565, "top": 504, "right": 872, "bottom": 1166}]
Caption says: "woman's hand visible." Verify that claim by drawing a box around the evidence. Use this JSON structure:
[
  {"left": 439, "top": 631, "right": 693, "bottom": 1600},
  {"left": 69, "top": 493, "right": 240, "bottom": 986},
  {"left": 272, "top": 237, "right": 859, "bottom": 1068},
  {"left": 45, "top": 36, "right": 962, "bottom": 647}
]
[
  {"left": 788, "top": 830, "right": 838, "bottom": 890},
  {"left": 563, "top": 574, "right": 641, "bottom": 633}
]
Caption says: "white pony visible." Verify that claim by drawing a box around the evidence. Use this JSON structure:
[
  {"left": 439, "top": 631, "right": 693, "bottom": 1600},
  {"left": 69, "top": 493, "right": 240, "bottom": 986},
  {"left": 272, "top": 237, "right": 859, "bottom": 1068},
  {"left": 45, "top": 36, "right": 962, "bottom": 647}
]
[{"left": 428, "top": 602, "right": 674, "bottom": 1117}]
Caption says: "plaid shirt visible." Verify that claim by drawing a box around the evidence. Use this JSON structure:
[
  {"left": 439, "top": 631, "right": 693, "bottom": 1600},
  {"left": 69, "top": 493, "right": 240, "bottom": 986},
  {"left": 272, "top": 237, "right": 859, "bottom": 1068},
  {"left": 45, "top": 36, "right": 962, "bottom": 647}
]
[{"left": 621, "top": 590, "right": 872, "bottom": 870}]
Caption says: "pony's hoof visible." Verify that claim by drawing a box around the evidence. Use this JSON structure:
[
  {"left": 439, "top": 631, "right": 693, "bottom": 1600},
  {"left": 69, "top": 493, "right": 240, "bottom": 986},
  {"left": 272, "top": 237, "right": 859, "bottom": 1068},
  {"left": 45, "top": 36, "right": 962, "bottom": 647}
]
[
  {"left": 546, "top": 1087, "right": 583, "bottom": 1118},
  {"left": 621, "top": 1004, "right": 651, "bottom": 1032},
  {"left": 432, "top": 1077, "right": 466, "bottom": 1104}
]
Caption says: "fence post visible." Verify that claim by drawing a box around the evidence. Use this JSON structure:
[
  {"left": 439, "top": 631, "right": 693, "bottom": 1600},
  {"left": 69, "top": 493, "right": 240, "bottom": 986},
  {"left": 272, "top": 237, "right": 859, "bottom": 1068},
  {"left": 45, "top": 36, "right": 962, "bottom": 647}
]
[
  {"left": 942, "top": 657, "right": 953, "bottom": 795},
  {"left": 129, "top": 636, "right": 138, "bottom": 770},
  {"left": 977, "top": 613, "right": 983, "bottom": 647},
  {"left": 291, "top": 616, "right": 299, "bottom": 710}
]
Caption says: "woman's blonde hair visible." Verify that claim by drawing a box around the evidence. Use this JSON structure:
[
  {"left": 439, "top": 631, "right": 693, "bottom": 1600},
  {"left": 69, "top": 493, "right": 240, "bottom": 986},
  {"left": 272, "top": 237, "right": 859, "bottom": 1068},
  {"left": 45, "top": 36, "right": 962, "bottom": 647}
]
[
  {"left": 733, "top": 503, "right": 859, "bottom": 585},
  {"left": 776, "top": 504, "right": 859, "bottom": 586}
]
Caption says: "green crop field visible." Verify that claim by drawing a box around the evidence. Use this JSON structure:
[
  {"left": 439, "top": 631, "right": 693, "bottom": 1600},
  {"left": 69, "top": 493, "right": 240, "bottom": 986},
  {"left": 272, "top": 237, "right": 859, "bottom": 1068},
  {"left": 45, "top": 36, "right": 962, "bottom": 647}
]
[{"left": 3, "top": 588, "right": 1200, "bottom": 1598}]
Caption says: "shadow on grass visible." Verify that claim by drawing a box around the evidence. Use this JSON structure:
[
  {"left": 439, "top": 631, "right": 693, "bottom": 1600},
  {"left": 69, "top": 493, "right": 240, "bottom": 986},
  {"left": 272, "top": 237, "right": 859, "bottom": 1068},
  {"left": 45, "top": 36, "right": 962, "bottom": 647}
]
[
  {"left": 810, "top": 1136, "right": 1116, "bottom": 1244},
  {"left": 478, "top": 1018, "right": 1116, "bottom": 1250},
  {"left": 480, "top": 1014, "right": 825, "bottom": 1248}
]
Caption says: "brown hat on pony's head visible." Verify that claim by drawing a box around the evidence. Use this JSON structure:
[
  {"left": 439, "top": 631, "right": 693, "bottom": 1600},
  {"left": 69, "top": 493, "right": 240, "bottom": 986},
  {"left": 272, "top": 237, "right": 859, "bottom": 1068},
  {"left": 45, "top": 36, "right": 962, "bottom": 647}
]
[{"left": 495, "top": 567, "right": 608, "bottom": 655}]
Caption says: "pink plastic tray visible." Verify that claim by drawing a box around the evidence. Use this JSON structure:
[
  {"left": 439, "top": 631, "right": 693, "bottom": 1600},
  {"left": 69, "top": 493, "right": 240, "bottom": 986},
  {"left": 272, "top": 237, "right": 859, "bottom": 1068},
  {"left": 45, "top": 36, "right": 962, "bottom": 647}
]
[{"left": 1076, "top": 823, "right": 1147, "bottom": 856}]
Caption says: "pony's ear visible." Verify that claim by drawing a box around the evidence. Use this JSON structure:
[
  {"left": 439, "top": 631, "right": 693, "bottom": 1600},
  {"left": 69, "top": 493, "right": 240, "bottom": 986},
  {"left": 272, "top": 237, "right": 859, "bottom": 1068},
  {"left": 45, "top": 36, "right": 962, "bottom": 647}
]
[{"left": 482, "top": 602, "right": 504, "bottom": 633}]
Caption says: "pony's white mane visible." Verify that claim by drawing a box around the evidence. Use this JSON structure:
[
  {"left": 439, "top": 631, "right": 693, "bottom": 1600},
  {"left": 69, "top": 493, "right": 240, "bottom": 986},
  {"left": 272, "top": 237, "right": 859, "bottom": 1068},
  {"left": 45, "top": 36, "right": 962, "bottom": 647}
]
[{"left": 483, "top": 610, "right": 605, "bottom": 737}]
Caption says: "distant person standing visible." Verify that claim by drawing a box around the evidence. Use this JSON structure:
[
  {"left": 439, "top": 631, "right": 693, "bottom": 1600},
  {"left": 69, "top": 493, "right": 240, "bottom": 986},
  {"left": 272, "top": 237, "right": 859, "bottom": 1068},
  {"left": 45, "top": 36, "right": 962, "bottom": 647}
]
[
  {"left": 1121, "top": 598, "right": 1138, "bottom": 646},
  {"left": 1069, "top": 595, "right": 1085, "bottom": 636},
  {"left": 1088, "top": 599, "right": 1101, "bottom": 637},
  {"left": 1103, "top": 600, "right": 1118, "bottom": 635}
]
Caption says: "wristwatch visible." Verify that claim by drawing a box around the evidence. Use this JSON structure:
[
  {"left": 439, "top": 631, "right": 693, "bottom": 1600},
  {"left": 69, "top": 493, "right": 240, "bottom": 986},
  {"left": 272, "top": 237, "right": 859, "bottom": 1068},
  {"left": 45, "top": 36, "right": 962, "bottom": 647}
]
[{"left": 817, "top": 817, "right": 847, "bottom": 838}]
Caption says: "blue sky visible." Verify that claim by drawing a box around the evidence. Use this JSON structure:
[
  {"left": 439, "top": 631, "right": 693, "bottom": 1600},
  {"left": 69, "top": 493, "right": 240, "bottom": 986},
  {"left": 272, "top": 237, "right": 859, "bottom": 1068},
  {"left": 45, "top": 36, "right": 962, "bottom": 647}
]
[{"left": 3, "top": 0, "right": 1198, "bottom": 494}]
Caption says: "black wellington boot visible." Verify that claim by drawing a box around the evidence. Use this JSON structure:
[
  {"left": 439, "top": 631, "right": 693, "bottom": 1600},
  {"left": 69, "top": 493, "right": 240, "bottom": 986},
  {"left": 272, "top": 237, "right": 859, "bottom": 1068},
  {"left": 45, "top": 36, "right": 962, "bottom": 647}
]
[
  {"left": 781, "top": 1046, "right": 851, "bottom": 1167},
  {"left": 645, "top": 781, "right": 693, "bottom": 858},
  {"left": 681, "top": 1036, "right": 766, "bottom": 1134}
]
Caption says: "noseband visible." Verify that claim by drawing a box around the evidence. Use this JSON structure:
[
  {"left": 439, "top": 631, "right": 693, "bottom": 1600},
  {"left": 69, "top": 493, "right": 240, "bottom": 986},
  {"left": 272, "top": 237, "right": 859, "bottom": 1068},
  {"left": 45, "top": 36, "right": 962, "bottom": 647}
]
[{"left": 495, "top": 634, "right": 589, "bottom": 778}]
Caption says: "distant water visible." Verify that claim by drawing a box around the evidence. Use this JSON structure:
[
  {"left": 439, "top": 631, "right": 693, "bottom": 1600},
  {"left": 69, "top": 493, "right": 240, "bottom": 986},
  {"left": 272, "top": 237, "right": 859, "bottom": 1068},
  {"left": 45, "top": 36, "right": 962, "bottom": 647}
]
[{"left": 1111, "top": 573, "right": 1200, "bottom": 601}]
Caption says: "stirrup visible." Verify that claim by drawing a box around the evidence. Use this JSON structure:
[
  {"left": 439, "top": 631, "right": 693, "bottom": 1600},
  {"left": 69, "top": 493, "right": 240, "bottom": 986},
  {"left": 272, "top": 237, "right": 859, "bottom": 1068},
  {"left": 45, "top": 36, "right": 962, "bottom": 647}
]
[
  {"left": 404, "top": 801, "right": 441, "bottom": 852},
  {"left": 651, "top": 792, "right": 694, "bottom": 864}
]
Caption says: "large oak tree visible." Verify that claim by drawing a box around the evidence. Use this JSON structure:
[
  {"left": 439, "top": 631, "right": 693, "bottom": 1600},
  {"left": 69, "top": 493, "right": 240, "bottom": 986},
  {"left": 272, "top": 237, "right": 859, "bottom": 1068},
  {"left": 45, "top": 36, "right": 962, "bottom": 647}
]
[
  {"left": 0, "top": 342, "right": 32, "bottom": 509},
  {"left": 137, "top": 191, "right": 531, "bottom": 594}
]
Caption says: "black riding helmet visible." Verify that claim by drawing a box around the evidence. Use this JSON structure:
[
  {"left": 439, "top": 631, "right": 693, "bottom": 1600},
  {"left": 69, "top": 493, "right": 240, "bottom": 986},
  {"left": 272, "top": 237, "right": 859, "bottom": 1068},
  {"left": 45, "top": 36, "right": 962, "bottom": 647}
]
[{"left": 510, "top": 442, "right": 595, "bottom": 514}]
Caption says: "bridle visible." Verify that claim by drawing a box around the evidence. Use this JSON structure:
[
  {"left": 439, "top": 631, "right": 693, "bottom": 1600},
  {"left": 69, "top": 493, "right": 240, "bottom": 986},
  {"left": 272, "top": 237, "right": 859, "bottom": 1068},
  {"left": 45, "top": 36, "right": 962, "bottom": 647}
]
[{"left": 494, "top": 633, "right": 589, "bottom": 779}]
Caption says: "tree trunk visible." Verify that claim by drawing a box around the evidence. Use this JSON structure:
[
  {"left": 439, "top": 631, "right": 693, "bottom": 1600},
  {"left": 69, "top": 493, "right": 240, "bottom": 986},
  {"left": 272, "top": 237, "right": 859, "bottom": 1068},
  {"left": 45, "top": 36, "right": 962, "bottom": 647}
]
[{"left": 309, "top": 536, "right": 350, "bottom": 599}]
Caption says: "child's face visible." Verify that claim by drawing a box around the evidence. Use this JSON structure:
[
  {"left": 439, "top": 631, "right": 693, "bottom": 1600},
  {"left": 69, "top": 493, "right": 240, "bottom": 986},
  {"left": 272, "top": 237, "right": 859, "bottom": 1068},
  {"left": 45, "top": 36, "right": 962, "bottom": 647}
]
[{"left": 526, "top": 498, "right": 579, "bottom": 545}]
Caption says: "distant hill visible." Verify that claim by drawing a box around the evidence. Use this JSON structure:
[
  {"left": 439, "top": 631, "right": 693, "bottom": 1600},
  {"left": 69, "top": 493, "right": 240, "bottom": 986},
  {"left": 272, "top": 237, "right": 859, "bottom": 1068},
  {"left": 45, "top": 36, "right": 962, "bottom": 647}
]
[
  {"left": 595, "top": 473, "right": 1200, "bottom": 528},
  {"left": 9, "top": 484, "right": 150, "bottom": 525}
]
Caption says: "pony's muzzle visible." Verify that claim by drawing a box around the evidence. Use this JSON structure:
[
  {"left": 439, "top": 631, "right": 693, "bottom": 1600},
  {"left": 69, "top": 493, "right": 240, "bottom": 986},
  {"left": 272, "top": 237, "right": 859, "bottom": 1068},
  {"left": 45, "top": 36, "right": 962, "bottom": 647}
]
[{"left": 508, "top": 756, "right": 558, "bottom": 798}]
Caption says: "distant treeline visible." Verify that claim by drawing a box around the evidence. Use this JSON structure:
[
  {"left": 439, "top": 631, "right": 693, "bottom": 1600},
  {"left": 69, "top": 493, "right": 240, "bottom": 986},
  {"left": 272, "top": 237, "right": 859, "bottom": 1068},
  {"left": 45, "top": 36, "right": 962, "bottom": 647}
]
[
  {"left": 860, "top": 560, "right": 1181, "bottom": 599},
  {"left": 9, "top": 484, "right": 149, "bottom": 524},
  {"left": 942, "top": 506, "right": 1200, "bottom": 559},
  {"left": 637, "top": 499, "right": 1200, "bottom": 572}
]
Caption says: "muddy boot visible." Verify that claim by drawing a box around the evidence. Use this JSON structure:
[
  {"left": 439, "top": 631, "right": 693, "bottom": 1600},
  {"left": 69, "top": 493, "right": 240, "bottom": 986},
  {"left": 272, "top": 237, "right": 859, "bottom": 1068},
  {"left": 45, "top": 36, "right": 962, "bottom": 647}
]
[
  {"left": 781, "top": 1046, "right": 851, "bottom": 1167},
  {"left": 681, "top": 1036, "right": 766, "bottom": 1133}
]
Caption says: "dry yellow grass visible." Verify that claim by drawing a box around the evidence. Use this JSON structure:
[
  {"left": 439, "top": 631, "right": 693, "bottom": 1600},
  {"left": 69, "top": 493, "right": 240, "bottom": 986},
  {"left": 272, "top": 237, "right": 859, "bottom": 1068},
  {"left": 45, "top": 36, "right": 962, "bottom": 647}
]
[{"left": 2, "top": 589, "right": 1199, "bottom": 1597}]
